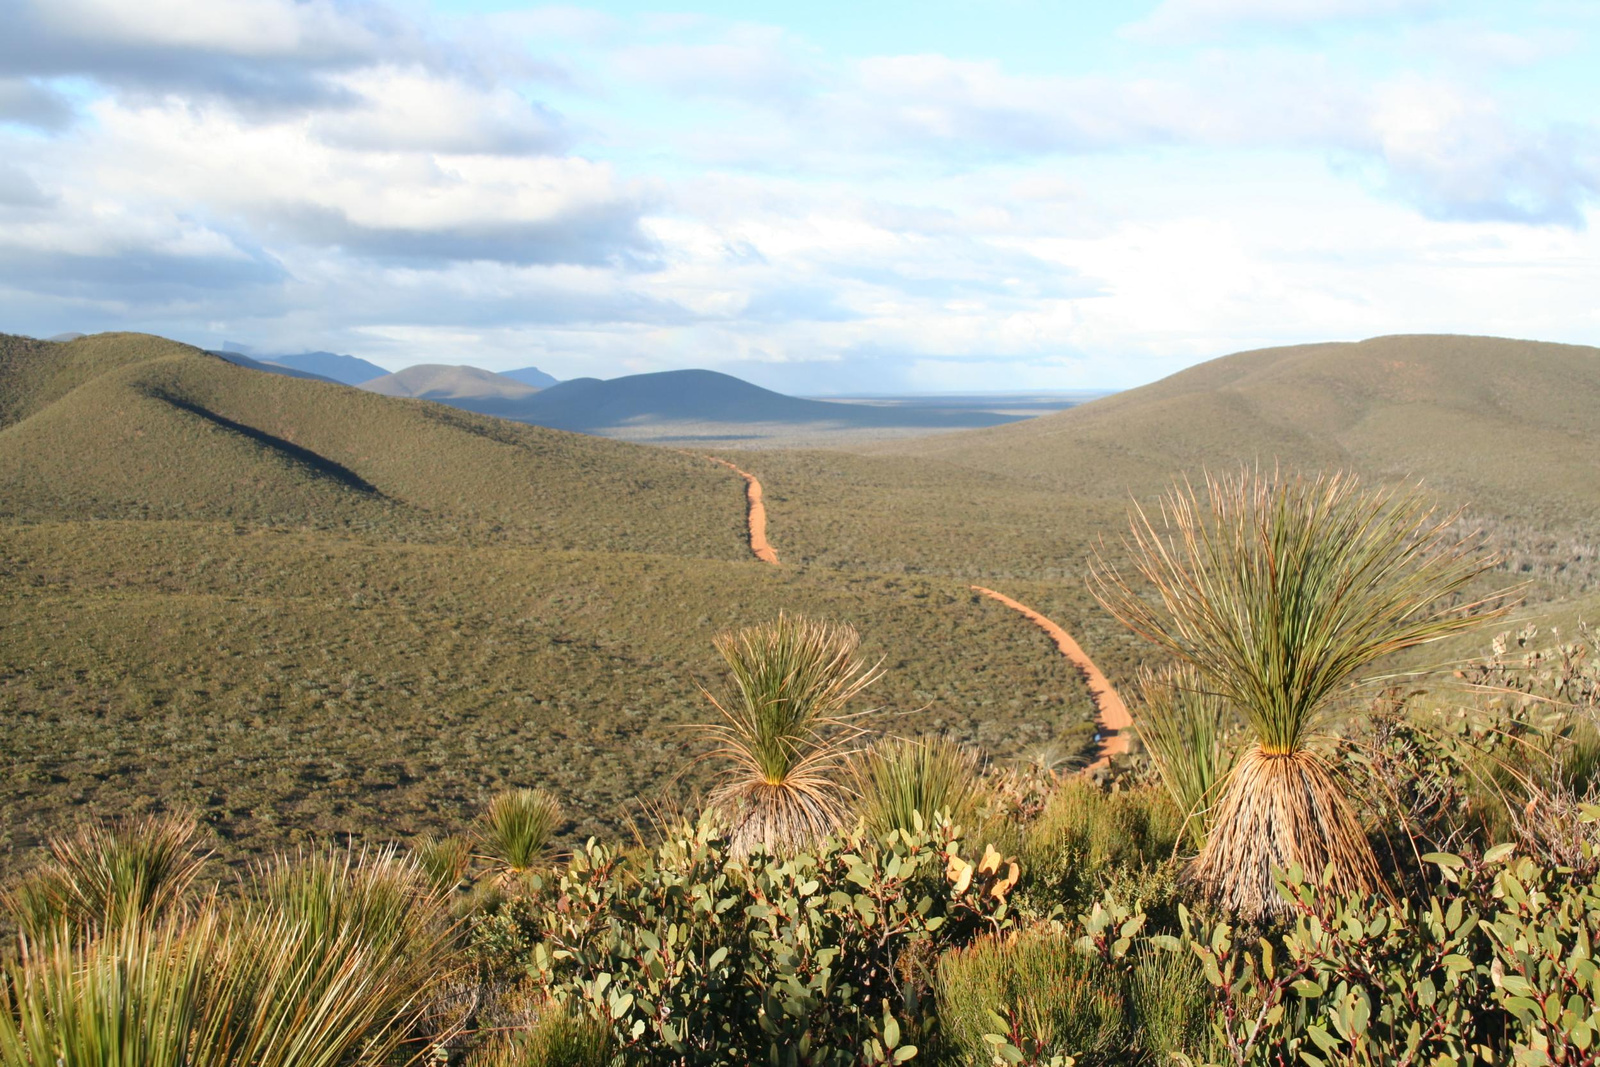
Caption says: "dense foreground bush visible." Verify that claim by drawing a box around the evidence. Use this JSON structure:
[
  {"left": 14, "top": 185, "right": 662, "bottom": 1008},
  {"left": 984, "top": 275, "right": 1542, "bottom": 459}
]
[
  {"left": 0, "top": 816, "right": 456, "bottom": 1067},
  {"left": 480, "top": 817, "right": 1015, "bottom": 1065},
  {"left": 9, "top": 788, "right": 1600, "bottom": 1065},
  {"left": 3, "top": 599, "right": 1595, "bottom": 1064}
]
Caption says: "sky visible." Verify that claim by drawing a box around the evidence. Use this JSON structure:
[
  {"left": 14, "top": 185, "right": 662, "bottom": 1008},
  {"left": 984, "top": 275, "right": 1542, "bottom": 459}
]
[{"left": 1, "top": 0, "right": 1597, "bottom": 392}]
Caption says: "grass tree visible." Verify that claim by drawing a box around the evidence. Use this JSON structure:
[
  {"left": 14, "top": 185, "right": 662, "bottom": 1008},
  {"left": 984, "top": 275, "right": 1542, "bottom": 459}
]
[
  {"left": 850, "top": 734, "right": 984, "bottom": 839},
  {"left": 5, "top": 811, "right": 209, "bottom": 940},
  {"left": 478, "top": 788, "right": 564, "bottom": 877},
  {"left": 1132, "top": 663, "right": 1239, "bottom": 855},
  {"left": 1091, "top": 470, "right": 1500, "bottom": 919},
  {"left": 704, "top": 613, "right": 881, "bottom": 856},
  {"left": 0, "top": 831, "right": 456, "bottom": 1067}
]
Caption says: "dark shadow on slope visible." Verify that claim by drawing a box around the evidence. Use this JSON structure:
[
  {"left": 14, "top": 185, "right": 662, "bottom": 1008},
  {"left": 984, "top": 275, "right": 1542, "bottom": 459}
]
[{"left": 147, "top": 390, "right": 385, "bottom": 496}]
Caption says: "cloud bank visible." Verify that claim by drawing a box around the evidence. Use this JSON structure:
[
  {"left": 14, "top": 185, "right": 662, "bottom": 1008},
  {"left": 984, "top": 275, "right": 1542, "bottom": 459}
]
[{"left": 0, "top": 0, "right": 1595, "bottom": 390}]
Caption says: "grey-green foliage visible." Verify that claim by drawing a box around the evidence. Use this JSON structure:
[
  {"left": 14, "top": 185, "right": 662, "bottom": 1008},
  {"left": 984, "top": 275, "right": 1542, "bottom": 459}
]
[
  {"left": 1070, "top": 845, "right": 1600, "bottom": 1066},
  {"left": 529, "top": 817, "right": 1012, "bottom": 1065}
]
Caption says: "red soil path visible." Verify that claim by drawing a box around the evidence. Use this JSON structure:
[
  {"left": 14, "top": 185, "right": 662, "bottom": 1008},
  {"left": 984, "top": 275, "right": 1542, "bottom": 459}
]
[
  {"left": 970, "top": 586, "right": 1133, "bottom": 772},
  {"left": 703, "top": 457, "right": 779, "bottom": 565}
]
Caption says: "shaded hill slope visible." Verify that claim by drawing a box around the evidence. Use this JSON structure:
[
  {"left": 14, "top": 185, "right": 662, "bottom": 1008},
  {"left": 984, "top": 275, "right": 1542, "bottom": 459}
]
[
  {"left": 0, "top": 333, "right": 745, "bottom": 559},
  {"left": 514, "top": 369, "right": 1023, "bottom": 434},
  {"left": 878, "top": 334, "right": 1600, "bottom": 523}
]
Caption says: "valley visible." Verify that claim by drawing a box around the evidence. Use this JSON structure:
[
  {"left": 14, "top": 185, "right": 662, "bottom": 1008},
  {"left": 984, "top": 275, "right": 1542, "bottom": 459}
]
[{"left": 1, "top": 330, "right": 1597, "bottom": 875}]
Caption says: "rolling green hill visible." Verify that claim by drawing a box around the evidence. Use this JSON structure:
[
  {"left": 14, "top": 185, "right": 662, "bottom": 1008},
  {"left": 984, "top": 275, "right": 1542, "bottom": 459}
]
[
  {"left": 880, "top": 334, "right": 1600, "bottom": 526},
  {"left": 0, "top": 332, "right": 748, "bottom": 557}
]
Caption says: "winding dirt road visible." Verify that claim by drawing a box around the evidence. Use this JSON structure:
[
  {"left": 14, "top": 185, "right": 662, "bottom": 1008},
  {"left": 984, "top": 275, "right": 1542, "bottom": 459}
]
[
  {"left": 703, "top": 457, "right": 779, "bottom": 565},
  {"left": 970, "top": 586, "right": 1132, "bottom": 772}
]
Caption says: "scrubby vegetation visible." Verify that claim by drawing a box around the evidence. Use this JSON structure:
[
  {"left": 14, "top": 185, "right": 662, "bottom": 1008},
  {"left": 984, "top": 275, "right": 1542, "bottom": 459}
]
[
  {"left": 5, "top": 522, "right": 1598, "bottom": 1061},
  {"left": 6, "top": 625, "right": 1598, "bottom": 1065}
]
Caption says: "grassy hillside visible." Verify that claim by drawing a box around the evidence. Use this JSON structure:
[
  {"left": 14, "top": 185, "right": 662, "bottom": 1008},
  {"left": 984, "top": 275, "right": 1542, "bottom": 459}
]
[
  {"left": 0, "top": 332, "right": 1112, "bottom": 872},
  {"left": 880, "top": 334, "right": 1600, "bottom": 525},
  {"left": 0, "top": 332, "right": 748, "bottom": 557}
]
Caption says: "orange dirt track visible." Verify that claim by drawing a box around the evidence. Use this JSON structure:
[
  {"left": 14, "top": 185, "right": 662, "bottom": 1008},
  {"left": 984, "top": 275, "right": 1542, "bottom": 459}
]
[
  {"left": 970, "top": 586, "right": 1133, "bottom": 772},
  {"left": 703, "top": 457, "right": 778, "bottom": 565}
]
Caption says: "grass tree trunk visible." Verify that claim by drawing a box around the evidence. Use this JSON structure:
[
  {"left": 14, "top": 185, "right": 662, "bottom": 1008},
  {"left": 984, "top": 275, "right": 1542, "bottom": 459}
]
[{"left": 1191, "top": 746, "right": 1384, "bottom": 917}]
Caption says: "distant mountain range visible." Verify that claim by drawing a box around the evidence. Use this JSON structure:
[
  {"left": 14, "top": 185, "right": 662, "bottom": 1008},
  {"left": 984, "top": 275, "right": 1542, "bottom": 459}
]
[
  {"left": 359, "top": 364, "right": 546, "bottom": 418},
  {"left": 349, "top": 364, "right": 1028, "bottom": 438},
  {"left": 265, "top": 351, "right": 390, "bottom": 385},
  {"left": 210, "top": 349, "right": 342, "bottom": 384}
]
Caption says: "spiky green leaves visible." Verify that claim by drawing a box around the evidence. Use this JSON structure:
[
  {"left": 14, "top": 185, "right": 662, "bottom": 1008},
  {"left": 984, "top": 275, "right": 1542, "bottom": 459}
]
[
  {"left": 1092, "top": 470, "right": 1499, "bottom": 754},
  {"left": 4, "top": 812, "right": 209, "bottom": 941},
  {"left": 0, "top": 833, "right": 455, "bottom": 1067},
  {"left": 851, "top": 735, "right": 984, "bottom": 839},
  {"left": 1132, "top": 664, "right": 1239, "bottom": 854},
  {"left": 703, "top": 613, "right": 881, "bottom": 856},
  {"left": 478, "top": 788, "right": 564, "bottom": 875},
  {"left": 1091, "top": 470, "right": 1503, "bottom": 918}
]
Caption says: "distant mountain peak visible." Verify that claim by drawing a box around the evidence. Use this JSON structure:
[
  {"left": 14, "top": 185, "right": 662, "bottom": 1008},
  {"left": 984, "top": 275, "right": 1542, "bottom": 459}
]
[{"left": 502, "top": 365, "right": 560, "bottom": 389}]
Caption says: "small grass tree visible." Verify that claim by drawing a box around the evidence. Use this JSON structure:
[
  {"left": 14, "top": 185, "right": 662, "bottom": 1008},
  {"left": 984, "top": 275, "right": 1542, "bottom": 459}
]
[
  {"left": 478, "top": 789, "right": 564, "bottom": 878},
  {"left": 850, "top": 734, "right": 984, "bottom": 839},
  {"left": 703, "top": 613, "right": 880, "bottom": 856},
  {"left": 1132, "top": 663, "right": 1238, "bottom": 855},
  {"left": 1091, "top": 470, "right": 1500, "bottom": 919}
]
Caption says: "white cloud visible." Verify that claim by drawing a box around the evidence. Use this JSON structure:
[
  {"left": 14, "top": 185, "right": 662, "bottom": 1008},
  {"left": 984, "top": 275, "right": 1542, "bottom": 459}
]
[
  {"left": 64, "top": 96, "right": 651, "bottom": 264},
  {"left": 611, "top": 24, "right": 816, "bottom": 103},
  {"left": 3, "top": 0, "right": 1598, "bottom": 392},
  {"left": 26, "top": 0, "right": 389, "bottom": 59},
  {"left": 308, "top": 67, "right": 568, "bottom": 155},
  {"left": 1126, "top": 0, "right": 1444, "bottom": 41}
]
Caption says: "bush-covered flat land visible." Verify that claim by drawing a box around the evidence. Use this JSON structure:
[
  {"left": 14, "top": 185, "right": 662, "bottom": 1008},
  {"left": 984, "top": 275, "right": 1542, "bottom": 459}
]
[
  {"left": 0, "top": 523, "right": 1097, "bottom": 870},
  {"left": 2, "top": 330, "right": 1597, "bottom": 879}
]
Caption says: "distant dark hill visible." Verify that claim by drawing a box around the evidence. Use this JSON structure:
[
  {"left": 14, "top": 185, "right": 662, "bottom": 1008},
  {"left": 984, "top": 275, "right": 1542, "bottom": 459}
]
[
  {"left": 503, "top": 365, "right": 560, "bottom": 388},
  {"left": 878, "top": 333, "right": 1600, "bottom": 523},
  {"left": 358, "top": 363, "right": 544, "bottom": 419},
  {"left": 267, "top": 351, "right": 389, "bottom": 385},
  {"left": 511, "top": 369, "right": 1022, "bottom": 435},
  {"left": 211, "top": 349, "right": 342, "bottom": 384},
  {"left": 0, "top": 332, "right": 748, "bottom": 559}
]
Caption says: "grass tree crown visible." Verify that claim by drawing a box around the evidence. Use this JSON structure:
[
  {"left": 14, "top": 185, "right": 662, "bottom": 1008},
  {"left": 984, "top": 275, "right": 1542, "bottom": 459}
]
[
  {"left": 1090, "top": 469, "right": 1501, "bottom": 754},
  {"left": 703, "top": 612, "right": 881, "bottom": 856}
]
